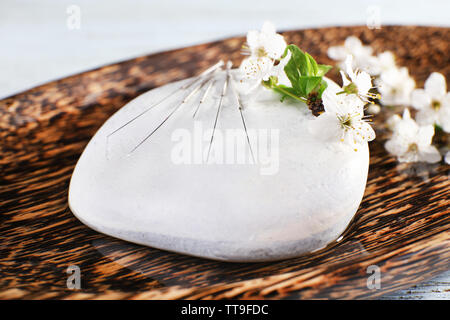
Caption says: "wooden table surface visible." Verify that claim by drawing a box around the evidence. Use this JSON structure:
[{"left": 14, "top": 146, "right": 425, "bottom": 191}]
[
  {"left": 0, "top": 26, "right": 449, "bottom": 300},
  {"left": 380, "top": 270, "right": 450, "bottom": 300}
]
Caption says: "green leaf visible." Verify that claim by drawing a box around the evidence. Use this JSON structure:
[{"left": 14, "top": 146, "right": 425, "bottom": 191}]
[
  {"left": 298, "top": 76, "right": 322, "bottom": 96},
  {"left": 273, "top": 44, "right": 332, "bottom": 103},
  {"left": 283, "top": 45, "right": 303, "bottom": 85},
  {"left": 305, "top": 52, "right": 319, "bottom": 75},
  {"left": 317, "top": 79, "right": 328, "bottom": 98},
  {"left": 317, "top": 64, "right": 332, "bottom": 77},
  {"left": 297, "top": 49, "right": 311, "bottom": 76}
]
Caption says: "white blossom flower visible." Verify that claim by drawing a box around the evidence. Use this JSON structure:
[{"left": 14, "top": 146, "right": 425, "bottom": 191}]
[
  {"left": 327, "top": 36, "right": 378, "bottom": 74},
  {"left": 244, "top": 21, "right": 286, "bottom": 60},
  {"left": 240, "top": 57, "right": 274, "bottom": 82},
  {"left": 240, "top": 22, "right": 286, "bottom": 80},
  {"left": 445, "top": 151, "right": 450, "bottom": 165},
  {"left": 339, "top": 55, "right": 377, "bottom": 103},
  {"left": 239, "top": 22, "right": 287, "bottom": 93},
  {"left": 308, "top": 88, "right": 375, "bottom": 151},
  {"left": 376, "top": 66, "right": 415, "bottom": 106},
  {"left": 411, "top": 72, "right": 450, "bottom": 133},
  {"left": 385, "top": 108, "right": 441, "bottom": 163},
  {"left": 386, "top": 113, "right": 402, "bottom": 130},
  {"left": 369, "top": 51, "right": 397, "bottom": 76}
]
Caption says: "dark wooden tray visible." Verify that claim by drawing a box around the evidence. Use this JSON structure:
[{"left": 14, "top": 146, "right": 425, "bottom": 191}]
[{"left": 1, "top": 26, "right": 449, "bottom": 299}]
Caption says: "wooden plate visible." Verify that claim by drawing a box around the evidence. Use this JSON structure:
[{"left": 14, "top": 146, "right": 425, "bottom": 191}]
[{"left": 1, "top": 26, "right": 449, "bottom": 300}]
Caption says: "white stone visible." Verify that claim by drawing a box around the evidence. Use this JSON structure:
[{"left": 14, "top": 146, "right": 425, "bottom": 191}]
[{"left": 68, "top": 71, "right": 369, "bottom": 262}]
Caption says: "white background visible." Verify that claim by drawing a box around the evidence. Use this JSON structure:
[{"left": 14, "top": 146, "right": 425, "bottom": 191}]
[
  {"left": 0, "top": 0, "right": 449, "bottom": 98},
  {"left": 1, "top": 0, "right": 449, "bottom": 299}
]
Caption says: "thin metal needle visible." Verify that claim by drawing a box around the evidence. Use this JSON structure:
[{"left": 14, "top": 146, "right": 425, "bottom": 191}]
[
  {"left": 206, "top": 71, "right": 229, "bottom": 162},
  {"left": 238, "top": 108, "right": 256, "bottom": 164},
  {"left": 107, "top": 60, "right": 224, "bottom": 138},
  {"left": 193, "top": 79, "right": 215, "bottom": 118},
  {"left": 107, "top": 87, "right": 185, "bottom": 137},
  {"left": 229, "top": 72, "right": 256, "bottom": 163},
  {"left": 128, "top": 76, "right": 212, "bottom": 155},
  {"left": 197, "top": 60, "right": 224, "bottom": 78}
]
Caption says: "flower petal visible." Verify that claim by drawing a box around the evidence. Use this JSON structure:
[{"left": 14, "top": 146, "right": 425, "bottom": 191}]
[
  {"left": 418, "top": 145, "right": 441, "bottom": 163},
  {"left": 411, "top": 89, "right": 431, "bottom": 110},
  {"left": 364, "top": 55, "right": 382, "bottom": 76},
  {"left": 385, "top": 138, "right": 408, "bottom": 158},
  {"left": 345, "top": 36, "right": 363, "bottom": 51},
  {"left": 240, "top": 57, "right": 273, "bottom": 81},
  {"left": 261, "top": 21, "right": 276, "bottom": 35},
  {"left": 246, "top": 30, "right": 261, "bottom": 51},
  {"left": 327, "top": 46, "right": 347, "bottom": 61},
  {"left": 376, "top": 51, "right": 396, "bottom": 73},
  {"left": 351, "top": 120, "right": 375, "bottom": 144},
  {"left": 416, "top": 125, "right": 435, "bottom": 147},
  {"left": 360, "top": 121, "right": 376, "bottom": 142},
  {"left": 344, "top": 55, "right": 355, "bottom": 79},
  {"left": 445, "top": 151, "right": 450, "bottom": 165},
  {"left": 424, "top": 72, "right": 446, "bottom": 98},
  {"left": 402, "top": 108, "right": 412, "bottom": 120},
  {"left": 397, "top": 151, "right": 419, "bottom": 163},
  {"left": 442, "top": 92, "right": 450, "bottom": 108},
  {"left": 387, "top": 114, "right": 401, "bottom": 130},
  {"left": 395, "top": 109, "right": 419, "bottom": 140},
  {"left": 438, "top": 105, "right": 450, "bottom": 133},
  {"left": 264, "top": 34, "right": 286, "bottom": 59},
  {"left": 416, "top": 109, "right": 438, "bottom": 127},
  {"left": 355, "top": 71, "right": 372, "bottom": 96},
  {"left": 377, "top": 67, "right": 415, "bottom": 106}
]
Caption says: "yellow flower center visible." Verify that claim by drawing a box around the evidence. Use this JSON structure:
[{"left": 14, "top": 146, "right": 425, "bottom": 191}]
[
  {"left": 338, "top": 112, "right": 361, "bottom": 129},
  {"left": 257, "top": 47, "right": 267, "bottom": 58},
  {"left": 408, "top": 143, "right": 418, "bottom": 152},
  {"left": 432, "top": 100, "right": 441, "bottom": 110}
]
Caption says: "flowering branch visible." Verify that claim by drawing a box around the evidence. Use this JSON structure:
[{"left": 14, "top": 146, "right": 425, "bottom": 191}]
[{"left": 328, "top": 35, "right": 450, "bottom": 164}]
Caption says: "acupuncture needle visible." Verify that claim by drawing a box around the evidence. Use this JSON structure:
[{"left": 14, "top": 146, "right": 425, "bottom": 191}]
[
  {"left": 206, "top": 63, "right": 231, "bottom": 162},
  {"left": 193, "top": 78, "right": 216, "bottom": 118},
  {"left": 228, "top": 71, "right": 256, "bottom": 164},
  {"left": 107, "top": 60, "right": 224, "bottom": 138},
  {"left": 128, "top": 75, "right": 214, "bottom": 155}
]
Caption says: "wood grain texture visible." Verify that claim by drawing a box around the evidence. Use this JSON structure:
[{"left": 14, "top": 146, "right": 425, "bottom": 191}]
[
  {"left": 0, "top": 26, "right": 449, "bottom": 300},
  {"left": 380, "top": 270, "right": 450, "bottom": 300}
]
